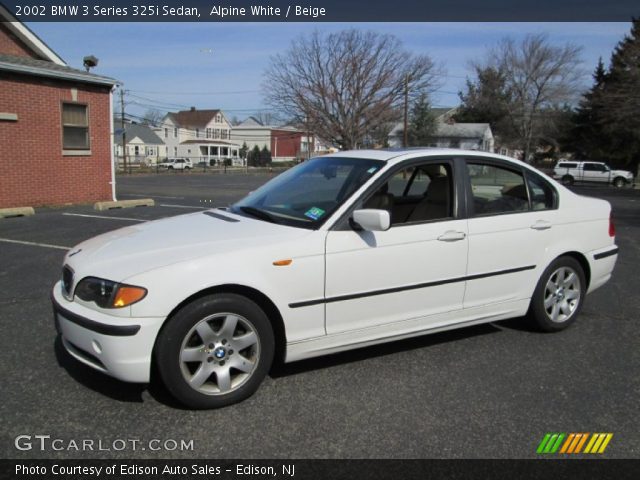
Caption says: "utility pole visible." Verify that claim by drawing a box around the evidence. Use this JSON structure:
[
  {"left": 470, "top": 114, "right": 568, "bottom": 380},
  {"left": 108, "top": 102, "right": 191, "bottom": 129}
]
[
  {"left": 119, "top": 87, "right": 127, "bottom": 174},
  {"left": 403, "top": 74, "right": 409, "bottom": 148}
]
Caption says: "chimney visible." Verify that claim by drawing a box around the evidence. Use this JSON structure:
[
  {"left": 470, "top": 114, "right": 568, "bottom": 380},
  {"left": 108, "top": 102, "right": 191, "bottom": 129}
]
[{"left": 190, "top": 106, "right": 196, "bottom": 112}]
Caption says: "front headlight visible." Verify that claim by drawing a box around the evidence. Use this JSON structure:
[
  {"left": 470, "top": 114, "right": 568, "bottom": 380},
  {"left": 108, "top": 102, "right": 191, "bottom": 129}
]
[{"left": 74, "top": 277, "right": 147, "bottom": 308}]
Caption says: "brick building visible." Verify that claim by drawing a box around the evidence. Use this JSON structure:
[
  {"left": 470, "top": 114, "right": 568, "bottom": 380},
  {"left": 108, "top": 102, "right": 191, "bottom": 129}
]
[
  {"left": 231, "top": 117, "right": 313, "bottom": 163},
  {"left": 0, "top": 5, "right": 118, "bottom": 208}
]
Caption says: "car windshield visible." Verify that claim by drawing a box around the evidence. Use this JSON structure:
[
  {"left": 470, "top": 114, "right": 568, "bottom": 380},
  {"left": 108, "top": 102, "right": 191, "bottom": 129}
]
[{"left": 231, "top": 156, "right": 385, "bottom": 229}]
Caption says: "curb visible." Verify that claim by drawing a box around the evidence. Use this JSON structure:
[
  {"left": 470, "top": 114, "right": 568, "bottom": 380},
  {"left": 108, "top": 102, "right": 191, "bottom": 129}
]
[
  {"left": 94, "top": 199, "right": 155, "bottom": 211},
  {"left": 0, "top": 206, "right": 35, "bottom": 218}
]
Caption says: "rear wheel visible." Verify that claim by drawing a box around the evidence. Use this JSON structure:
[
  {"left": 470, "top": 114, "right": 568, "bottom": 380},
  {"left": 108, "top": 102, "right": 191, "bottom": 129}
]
[
  {"left": 528, "top": 257, "right": 586, "bottom": 332},
  {"left": 155, "top": 294, "right": 274, "bottom": 409},
  {"left": 613, "top": 177, "right": 626, "bottom": 188},
  {"left": 561, "top": 175, "right": 574, "bottom": 186}
]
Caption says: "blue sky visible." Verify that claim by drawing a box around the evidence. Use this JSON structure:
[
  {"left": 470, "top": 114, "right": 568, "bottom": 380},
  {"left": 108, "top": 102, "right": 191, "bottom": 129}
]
[{"left": 29, "top": 22, "right": 631, "bottom": 120}]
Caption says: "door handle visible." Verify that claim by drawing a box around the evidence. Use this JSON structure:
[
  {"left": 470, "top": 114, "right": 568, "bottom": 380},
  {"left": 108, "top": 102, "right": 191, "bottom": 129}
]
[
  {"left": 437, "top": 230, "right": 466, "bottom": 242},
  {"left": 531, "top": 220, "right": 552, "bottom": 231}
]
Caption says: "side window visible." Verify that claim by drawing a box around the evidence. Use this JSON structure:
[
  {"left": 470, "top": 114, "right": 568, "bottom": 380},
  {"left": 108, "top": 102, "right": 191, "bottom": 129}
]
[
  {"left": 526, "top": 172, "right": 557, "bottom": 211},
  {"left": 364, "top": 162, "right": 453, "bottom": 225},
  {"left": 467, "top": 163, "right": 528, "bottom": 215}
]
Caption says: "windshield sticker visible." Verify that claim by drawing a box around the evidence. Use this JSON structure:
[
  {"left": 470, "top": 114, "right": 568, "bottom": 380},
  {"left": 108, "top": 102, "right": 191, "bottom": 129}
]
[
  {"left": 367, "top": 167, "right": 378, "bottom": 174},
  {"left": 304, "top": 207, "right": 325, "bottom": 221}
]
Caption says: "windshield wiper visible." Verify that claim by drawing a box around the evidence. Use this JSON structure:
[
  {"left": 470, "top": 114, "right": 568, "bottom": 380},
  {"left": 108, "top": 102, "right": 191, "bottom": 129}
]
[{"left": 238, "top": 206, "right": 280, "bottom": 224}]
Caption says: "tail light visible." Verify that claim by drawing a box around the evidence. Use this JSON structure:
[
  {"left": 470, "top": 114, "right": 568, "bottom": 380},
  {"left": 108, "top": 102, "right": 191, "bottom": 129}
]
[{"left": 609, "top": 213, "right": 615, "bottom": 237}]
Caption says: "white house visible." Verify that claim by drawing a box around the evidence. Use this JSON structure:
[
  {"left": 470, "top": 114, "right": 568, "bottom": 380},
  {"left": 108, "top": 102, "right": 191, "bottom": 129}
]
[
  {"left": 114, "top": 122, "right": 166, "bottom": 165},
  {"left": 388, "top": 107, "right": 495, "bottom": 153},
  {"left": 231, "top": 117, "right": 310, "bottom": 163},
  {"left": 161, "top": 108, "right": 240, "bottom": 164}
]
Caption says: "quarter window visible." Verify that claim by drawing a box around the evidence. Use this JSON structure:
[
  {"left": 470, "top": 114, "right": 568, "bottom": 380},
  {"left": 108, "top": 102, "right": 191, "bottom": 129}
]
[
  {"left": 62, "top": 103, "right": 89, "bottom": 150},
  {"left": 526, "top": 172, "right": 557, "bottom": 211},
  {"left": 467, "top": 163, "right": 528, "bottom": 215}
]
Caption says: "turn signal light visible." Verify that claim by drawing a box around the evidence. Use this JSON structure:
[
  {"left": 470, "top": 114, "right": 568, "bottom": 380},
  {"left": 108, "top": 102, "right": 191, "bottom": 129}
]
[
  {"left": 273, "top": 259, "right": 293, "bottom": 266},
  {"left": 112, "top": 286, "right": 147, "bottom": 308}
]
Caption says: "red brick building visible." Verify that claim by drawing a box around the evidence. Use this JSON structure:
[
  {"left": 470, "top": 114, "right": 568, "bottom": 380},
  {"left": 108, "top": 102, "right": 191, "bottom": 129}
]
[{"left": 0, "top": 5, "right": 117, "bottom": 208}]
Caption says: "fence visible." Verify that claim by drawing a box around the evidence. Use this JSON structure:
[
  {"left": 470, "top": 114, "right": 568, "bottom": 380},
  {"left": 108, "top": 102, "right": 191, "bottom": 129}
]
[{"left": 114, "top": 156, "right": 295, "bottom": 175}]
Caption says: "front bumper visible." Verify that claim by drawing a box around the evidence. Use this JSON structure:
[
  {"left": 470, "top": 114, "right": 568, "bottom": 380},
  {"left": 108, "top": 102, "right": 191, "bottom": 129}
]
[{"left": 52, "top": 281, "right": 165, "bottom": 383}]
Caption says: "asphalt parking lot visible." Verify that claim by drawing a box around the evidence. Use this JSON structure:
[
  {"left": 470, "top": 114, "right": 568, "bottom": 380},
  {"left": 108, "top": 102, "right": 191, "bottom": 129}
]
[{"left": 1, "top": 173, "right": 638, "bottom": 459}]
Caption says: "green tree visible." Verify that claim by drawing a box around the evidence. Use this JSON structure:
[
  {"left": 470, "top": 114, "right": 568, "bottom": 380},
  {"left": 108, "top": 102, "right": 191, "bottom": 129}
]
[
  {"left": 260, "top": 145, "right": 272, "bottom": 166},
  {"left": 564, "top": 20, "right": 640, "bottom": 174},
  {"left": 563, "top": 59, "right": 609, "bottom": 159},
  {"left": 239, "top": 142, "right": 249, "bottom": 160},
  {"left": 248, "top": 145, "right": 261, "bottom": 167},
  {"left": 406, "top": 94, "right": 436, "bottom": 146},
  {"left": 455, "top": 66, "right": 517, "bottom": 148}
]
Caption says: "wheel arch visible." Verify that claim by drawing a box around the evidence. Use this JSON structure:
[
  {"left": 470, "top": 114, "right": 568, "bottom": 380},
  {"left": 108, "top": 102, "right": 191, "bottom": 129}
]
[
  {"left": 154, "top": 284, "right": 287, "bottom": 365},
  {"left": 547, "top": 251, "right": 591, "bottom": 290}
]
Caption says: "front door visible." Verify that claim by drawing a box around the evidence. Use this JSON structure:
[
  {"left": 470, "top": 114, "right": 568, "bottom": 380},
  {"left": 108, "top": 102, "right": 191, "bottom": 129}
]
[{"left": 324, "top": 160, "right": 469, "bottom": 335}]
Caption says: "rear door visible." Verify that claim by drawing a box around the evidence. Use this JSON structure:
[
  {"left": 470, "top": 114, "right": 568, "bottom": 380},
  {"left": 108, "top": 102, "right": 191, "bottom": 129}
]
[
  {"left": 582, "top": 162, "right": 610, "bottom": 183},
  {"left": 463, "top": 158, "right": 559, "bottom": 308}
]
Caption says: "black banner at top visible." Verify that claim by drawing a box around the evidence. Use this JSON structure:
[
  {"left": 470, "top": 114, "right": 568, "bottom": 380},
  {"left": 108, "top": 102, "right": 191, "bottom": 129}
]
[{"left": 1, "top": 0, "right": 639, "bottom": 22}]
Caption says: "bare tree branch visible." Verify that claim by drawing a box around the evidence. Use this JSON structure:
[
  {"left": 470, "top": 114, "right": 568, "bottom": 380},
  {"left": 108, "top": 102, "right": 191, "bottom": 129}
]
[{"left": 263, "top": 29, "right": 442, "bottom": 150}]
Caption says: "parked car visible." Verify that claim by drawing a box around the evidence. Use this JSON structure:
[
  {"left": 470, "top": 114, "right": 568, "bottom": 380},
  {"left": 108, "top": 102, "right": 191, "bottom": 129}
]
[
  {"left": 158, "top": 158, "right": 192, "bottom": 170},
  {"left": 553, "top": 160, "right": 634, "bottom": 187},
  {"left": 52, "top": 149, "right": 618, "bottom": 409}
]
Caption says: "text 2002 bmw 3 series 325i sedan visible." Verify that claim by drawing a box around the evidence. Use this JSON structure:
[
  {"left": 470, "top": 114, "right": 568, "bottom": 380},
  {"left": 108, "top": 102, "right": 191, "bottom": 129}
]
[{"left": 51, "top": 149, "right": 618, "bottom": 408}]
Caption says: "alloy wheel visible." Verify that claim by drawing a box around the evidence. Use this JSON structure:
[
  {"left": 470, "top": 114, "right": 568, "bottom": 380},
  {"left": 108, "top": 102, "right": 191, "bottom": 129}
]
[
  {"left": 543, "top": 266, "right": 581, "bottom": 323},
  {"left": 179, "top": 313, "right": 260, "bottom": 395}
]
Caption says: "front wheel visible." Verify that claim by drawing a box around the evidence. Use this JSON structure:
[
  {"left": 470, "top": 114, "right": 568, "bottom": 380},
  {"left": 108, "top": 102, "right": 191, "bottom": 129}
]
[
  {"left": 528, "top": 257, "right": 586, "bottom": 332},
  {"left": 155, "top": 294, "right": 274, "bottom": 409}
]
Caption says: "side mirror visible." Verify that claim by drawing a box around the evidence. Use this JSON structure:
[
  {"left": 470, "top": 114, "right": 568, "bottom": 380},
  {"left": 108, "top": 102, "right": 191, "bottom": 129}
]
[{"left": 352, "top": 209, "right": 390, "bottom": 232}]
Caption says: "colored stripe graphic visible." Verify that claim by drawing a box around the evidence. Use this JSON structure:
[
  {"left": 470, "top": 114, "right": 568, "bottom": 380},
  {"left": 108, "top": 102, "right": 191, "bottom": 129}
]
[
  {"left": 538, "top": 433, "right": 613, "bottom": 454},
  {"left": 537, "top": 433, "right": 564, "bottom": 454}
]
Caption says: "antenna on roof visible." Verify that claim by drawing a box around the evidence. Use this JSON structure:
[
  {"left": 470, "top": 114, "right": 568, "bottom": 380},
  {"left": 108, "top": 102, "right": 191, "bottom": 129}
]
[{"left": 83, "top": 55, "right": 98, "bottom": 72}]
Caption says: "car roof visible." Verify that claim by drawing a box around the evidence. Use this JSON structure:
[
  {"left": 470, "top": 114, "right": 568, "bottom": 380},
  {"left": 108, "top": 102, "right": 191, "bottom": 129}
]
[{"left": 321, "top": 148, "right": 530, "bottom": 167}]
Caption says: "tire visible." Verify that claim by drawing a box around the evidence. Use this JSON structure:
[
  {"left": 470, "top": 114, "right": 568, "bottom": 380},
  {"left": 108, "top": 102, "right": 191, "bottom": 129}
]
[
  {"left": 561, "top": 175, "right": 574, "bottom": 186},
  {"left": 613, "top": 177, "right": 626, "bottom": 188},
  {"left": 155, "top": 293, "right": 275, "bottom": 409},
  {"left": 527, "top": 256, "right": 586, "bottom": 332}
]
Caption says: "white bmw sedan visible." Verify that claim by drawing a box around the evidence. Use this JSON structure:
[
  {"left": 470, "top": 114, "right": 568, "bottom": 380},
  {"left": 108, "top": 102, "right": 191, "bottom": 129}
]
[{"left": 52, "top": 149, "right": 619, "bottom": 408}]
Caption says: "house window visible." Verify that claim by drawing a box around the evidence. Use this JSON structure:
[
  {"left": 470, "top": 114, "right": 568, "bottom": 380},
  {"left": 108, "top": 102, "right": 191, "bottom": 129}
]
[
  {"left": 62, "top": 103, "right": 89, "bottom": 150},
  {"left": 134, "top": 146, "right": 139, "bottom": 156},
  {"left": 206, "top": 128, "right": 212, "bottom": 139},
  {"left": 174, "top": 147, "right": 178, "bottom": 156},
  {"left": 174, "top": 128, "right": 178, "bottom": 138},
  {"left": 164, "top": 128, "right": 168, "bottom": 138},
  {"left": 216, "top": 114, "right": 221, "bottom": 123},
  {"left": 196, "top": 128, "right": 200, "bottom": 138},
  {"left": 215, "top": 129, "right": 220, "bottom": 139}
]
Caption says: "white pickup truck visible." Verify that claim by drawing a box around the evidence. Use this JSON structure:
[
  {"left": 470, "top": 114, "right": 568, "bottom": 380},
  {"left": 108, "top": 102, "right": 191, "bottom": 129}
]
[{"left": 553, "top": 161, "right": 634, "bottom": 188}]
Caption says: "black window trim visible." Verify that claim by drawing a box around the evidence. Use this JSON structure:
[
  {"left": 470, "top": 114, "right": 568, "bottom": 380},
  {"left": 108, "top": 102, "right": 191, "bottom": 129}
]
[{"left": 330, "top": 156, "right": 466, "bottom": 231}]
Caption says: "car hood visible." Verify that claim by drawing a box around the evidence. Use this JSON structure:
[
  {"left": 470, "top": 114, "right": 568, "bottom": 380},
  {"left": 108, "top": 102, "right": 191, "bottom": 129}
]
[{"left": 64, "top": 209, "right": 311, "bottom": 282}]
